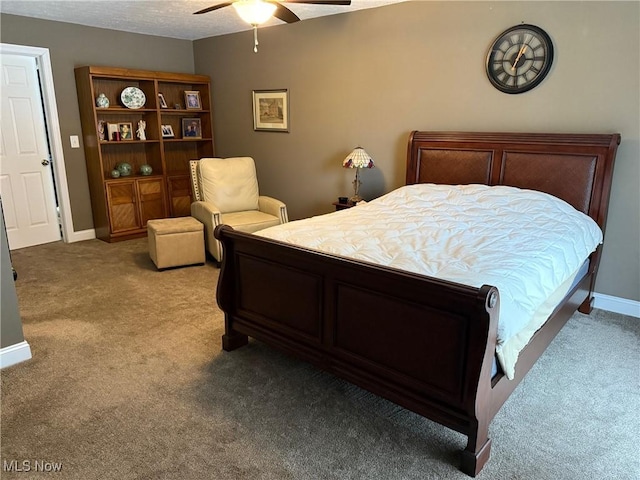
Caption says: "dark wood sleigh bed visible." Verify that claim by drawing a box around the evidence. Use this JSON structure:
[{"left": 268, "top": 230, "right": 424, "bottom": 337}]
[{"left": 214, "top": 131, "right": 620, "bottom": 476}]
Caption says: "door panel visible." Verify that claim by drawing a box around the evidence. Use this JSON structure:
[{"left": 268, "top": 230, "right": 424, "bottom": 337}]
[{"left": 0, "top": 54, "right": 59, "bottom": 250}]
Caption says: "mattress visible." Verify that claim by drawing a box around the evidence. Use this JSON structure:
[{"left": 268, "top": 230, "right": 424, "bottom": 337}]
[{"left": 257, "top": 184, "right": 603, "bottom": 379}]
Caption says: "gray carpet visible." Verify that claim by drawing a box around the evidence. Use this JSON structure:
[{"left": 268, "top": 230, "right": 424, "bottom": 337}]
[{"left": 1, "top": 238, "right": 639, "bottom": 479}]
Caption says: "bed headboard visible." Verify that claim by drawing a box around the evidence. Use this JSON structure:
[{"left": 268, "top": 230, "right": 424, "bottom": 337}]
[{"left": 406, "top": 131, "right": 620, "bottom": 231}]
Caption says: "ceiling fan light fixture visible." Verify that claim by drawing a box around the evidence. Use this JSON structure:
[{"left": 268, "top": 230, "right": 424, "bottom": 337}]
[{"left": 232, "top": 0, "right": 277, "bottom": 25}]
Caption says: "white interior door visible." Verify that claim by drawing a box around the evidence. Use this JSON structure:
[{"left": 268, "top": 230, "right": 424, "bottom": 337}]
[{"left": 0, "top": 53, "right": 60, "bottom": 250}]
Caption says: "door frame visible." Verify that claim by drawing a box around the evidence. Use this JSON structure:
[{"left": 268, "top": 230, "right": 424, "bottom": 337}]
[{"left": 0, "top": 43, "right": 76, "bottom": 244}]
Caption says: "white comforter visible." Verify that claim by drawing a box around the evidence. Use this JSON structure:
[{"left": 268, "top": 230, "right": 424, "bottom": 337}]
[{"left": 257, "top": 184, "right": 603, "bottom": 379}]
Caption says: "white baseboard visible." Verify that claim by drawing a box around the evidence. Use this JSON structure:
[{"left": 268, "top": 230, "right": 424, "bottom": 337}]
[
  {"left": 0, "top": 341, "right": 32, "bottom": 369},
  {"left": 65, "top": 228, "right": 96, "bottom": 243},
  {"left": 594, "top": 293, "right": 640, "bottom": 318}
]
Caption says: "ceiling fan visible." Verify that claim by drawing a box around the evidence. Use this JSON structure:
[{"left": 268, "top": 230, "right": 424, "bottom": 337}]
[{"left": 194, "top": 0, "right": 352, "bottom": 52}]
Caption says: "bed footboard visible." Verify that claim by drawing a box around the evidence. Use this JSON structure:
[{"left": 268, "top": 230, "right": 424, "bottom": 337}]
[{"left": 215, "top": 225, "right": 500, "bottom": 476}]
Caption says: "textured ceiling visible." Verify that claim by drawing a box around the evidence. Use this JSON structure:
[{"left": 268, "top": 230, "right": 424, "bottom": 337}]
[{"left": 0, "top": 0, "right": 408, "bottom": 41}]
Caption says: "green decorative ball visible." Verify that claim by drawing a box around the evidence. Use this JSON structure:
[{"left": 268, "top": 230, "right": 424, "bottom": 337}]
[
  {"left": 116, "top": 162, "right": 132, "bottom": 177},
  {"left": 110, "top": 169, "right": 120, "bottom": 178},
  {"left": 139, "top": 164, "right": 153, "bottom": 176}
]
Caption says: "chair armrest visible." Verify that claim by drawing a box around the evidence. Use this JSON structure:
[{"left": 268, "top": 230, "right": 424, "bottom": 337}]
[
  {"left": 191, "top": 200, "right": 221, "bottom": 226},
  {"left": 191, "top": 201, "right": 223, "bottom": 262},
  {"left": 258, "top": 196, "right": 289, "bottom": 223}
]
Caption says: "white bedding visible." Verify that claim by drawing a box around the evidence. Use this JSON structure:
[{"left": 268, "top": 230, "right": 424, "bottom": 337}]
[{"left": 256, "top": 184, "right": 603, "bottom": 379}]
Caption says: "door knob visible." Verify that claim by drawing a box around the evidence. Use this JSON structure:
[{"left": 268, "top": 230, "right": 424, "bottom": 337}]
[{"left": 42, "top": 159, "right": 50, "bottom": 166}]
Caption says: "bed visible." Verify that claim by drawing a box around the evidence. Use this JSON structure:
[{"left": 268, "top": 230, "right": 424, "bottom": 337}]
[{"left": 213, "top": 131, "right": 620, "bottom": 476}]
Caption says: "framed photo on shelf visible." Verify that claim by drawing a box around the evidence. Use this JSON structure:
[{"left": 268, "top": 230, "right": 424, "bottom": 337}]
[
  {"left": 161, "top": 124, "right": 175, "bottom": 138},
  {"left": 182, "top": 118, "right": 202, "bottom": 139},
  {"left": 158, "top": 93, "right": 168, "bottom": 108},
  {"left": 184, "top": 90, "right": 201, "bottom": 110},
  {"left": 107, "top": 122, "right": 119, "bottom": 141},
  {"left": 252, "top": 89, "right": 289, "bottom": 132},
  {"left": 118, "top": 122, "right": 133, "bottom": 140}
]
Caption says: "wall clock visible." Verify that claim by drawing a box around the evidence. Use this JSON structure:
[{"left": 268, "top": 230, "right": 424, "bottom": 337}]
[{"left": 486, "top": 24, "right": 554, "bottom": 94}]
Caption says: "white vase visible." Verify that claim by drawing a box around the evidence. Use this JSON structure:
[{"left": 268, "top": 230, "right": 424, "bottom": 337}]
[{"left": 96, "top": 93, "right": 109, "bottom": 108}]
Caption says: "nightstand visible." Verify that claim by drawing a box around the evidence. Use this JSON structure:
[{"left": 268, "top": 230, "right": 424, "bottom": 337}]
[{"left": 332, "top": 201, "right": 354, "bottom": 211}]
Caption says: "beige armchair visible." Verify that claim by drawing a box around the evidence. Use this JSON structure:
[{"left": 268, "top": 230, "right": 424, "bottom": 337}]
[{"left": 190, "top": 157, "right": 288, "bottom": 263}]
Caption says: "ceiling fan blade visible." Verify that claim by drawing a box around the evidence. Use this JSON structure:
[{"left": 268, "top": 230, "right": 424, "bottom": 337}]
[
  {"left": 193, "top": 2, "right": 233, "bottom": 15},
  {"left": 283, "top": 1, "right": 352, "bottom": 5},
  {"left": 271, "top": 3, "right": 301, "bottom": 23}
]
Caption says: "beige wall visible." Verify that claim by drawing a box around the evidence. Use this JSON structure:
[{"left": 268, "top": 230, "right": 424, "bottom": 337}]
[
  {"left": 193, "top": 1, "right": 639, "bottom": 301},
  {"left": 0, "top": 14, "right": 195, "bottom": 231}
]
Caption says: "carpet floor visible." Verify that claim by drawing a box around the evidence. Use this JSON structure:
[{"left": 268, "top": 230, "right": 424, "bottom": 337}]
[{"left": 1, "top": 238, "right": 639, "bottom": 479}]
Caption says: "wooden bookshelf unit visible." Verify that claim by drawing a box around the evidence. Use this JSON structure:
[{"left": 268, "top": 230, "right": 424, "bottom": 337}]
[{"left": 74, "top": 66, "right": 215, "bottom": 242}]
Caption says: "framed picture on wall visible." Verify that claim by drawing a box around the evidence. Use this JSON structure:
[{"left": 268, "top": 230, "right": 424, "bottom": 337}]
[
  {"left": 182, "top": 118, "right": 202, "bottom": 139},
  {"left": 184, "top": 90, "right": 201, "bottom": 110},
  {"left": 252, "top": 89, "right": 289, "bottom": 132}
]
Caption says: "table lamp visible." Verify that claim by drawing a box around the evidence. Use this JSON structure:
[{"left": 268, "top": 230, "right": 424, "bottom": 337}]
[{"left": 342, "top": 147, "right": 374, "bottom": 203}]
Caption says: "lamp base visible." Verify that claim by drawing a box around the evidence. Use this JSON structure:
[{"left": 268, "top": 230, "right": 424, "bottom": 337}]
[{"left": 351, "top": 169, "right": 363, "bottom": 204}]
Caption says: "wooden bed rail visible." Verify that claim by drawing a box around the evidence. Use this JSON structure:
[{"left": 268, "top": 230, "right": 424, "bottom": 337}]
[{"left": 215, "top": 224, "right": 500, "bottom": 476}]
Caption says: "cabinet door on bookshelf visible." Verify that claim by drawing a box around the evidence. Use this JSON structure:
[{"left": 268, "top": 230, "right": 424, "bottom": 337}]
[
  {"left": 106, "top": 178, "right": 167, "bottom": 234},
  {"left": 167, "top": 175, "right": 192, "bottom": 217},
  {"left": 106, "top": 180, "right": 140, "bottom": 233},
  {"left": 138, "top": 178, "right": 167, "bottom": 224}
]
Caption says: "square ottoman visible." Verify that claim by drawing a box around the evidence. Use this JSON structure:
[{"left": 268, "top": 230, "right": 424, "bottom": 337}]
[{"left": 147, "top": 217, "right": 205, "bottom": 270}]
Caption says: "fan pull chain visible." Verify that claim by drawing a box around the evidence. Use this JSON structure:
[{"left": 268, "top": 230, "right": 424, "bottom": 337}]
[{"left": 253, "top": 25, "right": 259, "bottom": 53}]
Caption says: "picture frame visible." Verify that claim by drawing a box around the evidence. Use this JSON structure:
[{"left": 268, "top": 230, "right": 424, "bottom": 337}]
[
  {"left": 161, "top": 124, "right": 175, "bottom": 138},
  {"left": 252, "top": 89, "right": 289, "bottom": 132},
  {"left": 181, "top": 118, "right": 202, "bottom": 139},
  {"left": 184, "top": 90, "right": 201, "bottom": 110},
  {"left": 118, "top": 122, "right": 133, "bottom": 141},
  {"left": 158, "top": 93, "right": 168, "bottom": 109},
  {"left": 107, "top": 122, "right": 119, "bottom": 141}
]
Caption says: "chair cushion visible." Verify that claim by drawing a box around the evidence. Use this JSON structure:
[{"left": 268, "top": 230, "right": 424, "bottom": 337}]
[
  {"left": 221, "top": 210, "right": 281, "bottom": 233},
  {"left": 199, "top": 157, "right": 259, "bottom": 213}
]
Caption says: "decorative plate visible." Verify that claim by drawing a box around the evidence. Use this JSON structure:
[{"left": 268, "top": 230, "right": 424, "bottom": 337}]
[{"left": 120, "top": 87, "right": 146, "bottom": 109}]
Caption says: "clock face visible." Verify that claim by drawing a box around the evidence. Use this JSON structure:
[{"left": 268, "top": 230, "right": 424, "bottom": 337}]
[{"left": 486, "top": 24, "right": 554, "bottom": 94}]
